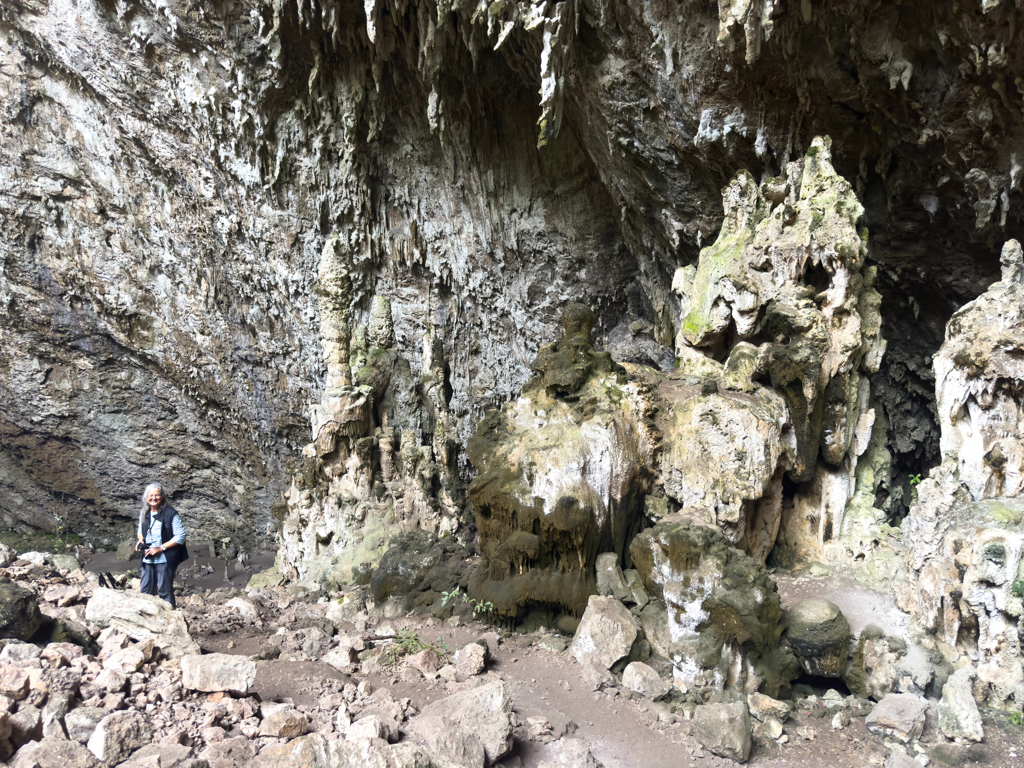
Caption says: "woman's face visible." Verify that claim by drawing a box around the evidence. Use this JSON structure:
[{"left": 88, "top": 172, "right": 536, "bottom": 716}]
[{"left": 146, "top": 489, "right": 163, "bottom": 509}]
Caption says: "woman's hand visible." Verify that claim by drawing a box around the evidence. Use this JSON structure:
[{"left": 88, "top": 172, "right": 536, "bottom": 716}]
[{"left": 144, "top": 546, "right": 164, "bottom": 557}]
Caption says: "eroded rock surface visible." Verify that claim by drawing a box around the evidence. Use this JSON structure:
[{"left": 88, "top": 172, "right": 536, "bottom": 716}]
[
  {"left": 629, "top": 520, "right": 796, "bottom": 696},
  {"left": 466, "top": 304, "right": 655, "bottom": 625}
]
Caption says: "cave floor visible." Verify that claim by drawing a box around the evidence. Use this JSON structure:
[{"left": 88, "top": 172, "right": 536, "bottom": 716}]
[{"left": 80, "top": 551, "right": 1024, "bottom": 767}]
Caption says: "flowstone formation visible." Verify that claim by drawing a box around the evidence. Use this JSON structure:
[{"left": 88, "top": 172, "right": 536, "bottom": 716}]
[
  {"left": 903, "top": 239, "right": 1024, "bottom": 709},
  {"left": 466, "top": 303, "right": 656, "bottom": 628},
  {"left": 670, "top": 137, "right": 888, "bottom": 568},
  {"left": 628, "top": 520, "right": 797, "bottom": 698},
  {"left": 278, "top": 236, "right": 464, "bottom": 585}
]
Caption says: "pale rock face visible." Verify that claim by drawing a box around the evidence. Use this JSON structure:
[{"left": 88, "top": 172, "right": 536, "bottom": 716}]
[
  {"left": 659, "top": 373, "right": 788, "bottom": 564},
  {"left": 934, "top": 239, "right": 1024, "bottom": 500},
  {"left": 671, "top": 138, "right": 886, "bottom": 563},
  {"left": 278, "top": 278, "right": 465, "bottom": 584},
  {"left": 902, "top": 243, "right": 1024, "bottom": 707}
]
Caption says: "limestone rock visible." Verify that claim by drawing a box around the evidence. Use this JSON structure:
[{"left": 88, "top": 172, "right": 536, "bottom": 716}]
[
  {"left": 180, "top": 654, "right": 256, "bottom": 696},
  {"left": 0, "top": 543, "right": 15, "bottom": 568},
  {"left": 86, "top": 710, "right": 151, "bottom": 764},
  {"left": 658, "top": 370, "right": 788, "bottom": 563},
  {"left": 0, "top": 665, "right": 30, "bottom": 700},
  {"left": 691, "top": 700, "right": 752, "bottom": 763},
  {"left": 9, "top": 705, "right": 43, "bottom": 748},
  {"left": 595, "top": 553, "right": 631, "bottom": 602},
  {"left": 115, "top": 742, "right": 199, "bottom": 768},
  {"left": 747, "top": 692, "right": 793, "bottom": 722},
  {"left": 345, "top": 714, "right": 395, "bottom": 743},
  {"left": 537, "top": 737, "right": 603, "bottom": 768},
  {"left": 84, "top": 589, "right": 198, "bottom": 657},
  {"left": 621, "top": 662, "right": 670, "bottom": 700},
  {"left": 258, "top": 708, "right": 308, "bottom": 739},
  {"left": 197, "top": 735, "right": 256, "bottom": 767},
  {"left": 845, "top": 625, "right": 905, "bottom": 699},
  {"left": 0, "top": 580, "right": 44, "bottom": 641},
  {"left": 905, "top": 465, "right": 1024, "bottom": 706},
  {"left": 9, "top": 737, "right": 100, "bottom": 768},
  {"left": 407, "top": 679, "right": 513, "bottom": 766},
  {"left": 786, "top": 600, "right": 850, "bottom": 678},
  {"left": 937, "top": 667, "right": 984, "bottom": 742},
  {"left": 865, "top": 694, "right": 928, "bottom": 744},
  {"left": 454, "top": 643, "right": 488, "bottom": 676},
  {"left": 677, "top": 138, "right": 886, "bottom": 563},
  {"left": 570, "top": 596, "right": 643, "bottom": 672},
  {"left": 629, "top": 520, "right": 795, "bottom": 695},
  {"left": 934, "top": 239, "right": 1024, "bottom": 500},
  {"left": 466, "top": 304, "right": 654, "bottom": 623},
  {"left": 64, "top": 707, "right": 105, "bottom": 743}
]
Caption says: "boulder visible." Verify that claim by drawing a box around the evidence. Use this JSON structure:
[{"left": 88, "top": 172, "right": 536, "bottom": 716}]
[
  {"left": 407, "top": 679, "right": 513, "bottom": 766},
  {"left": 747, "top": 692, "right": 793, "bottom": 722},
  {"left": 64, "top": 707, "right": 106, "bottom": 743},
  {"left": 454, "top": 643, "right": 488, "bottom": 676},
  {"left": 845, "top": 625, "right": 905, "bottom": 699},
  {"left": 84, "top": 589, "right": 198, "bottom": 657},
  {"left": 51, "top": 554, "right": 81, "bottom": 572},
  {"left": 537, "top": 737, "right": 602, "bottom": 768},
  {"left": 180, "top": 654, "right": 256, "bottom": 696},
  {"left": 114, "top": 742, "right": 198, "bottom": 768},
  {"left": 103, "top": 646, "right": 146, "bottom": 675},
  {"left": 368, "top": 530, "right": 471, "bottom": 614},
  {"left": 345, "top": 714, "right": 396, "bottom": 743},
  {"left": 0, "top": 665, "right": 30, "bottom": 700},
  {"left": 9, "top": 705, "right": 43, "bottom": 748},
  {"left": 621, "top": 662, "right": 671, "bottom": 700},
  {"left": 786, "top": 599, "right": 850, "bottom": 678},
  {"left": 938, "top": 667, "right": 984, "bottom": 742},
  {"left": 405, "top": 648, "right": 441, "bottom": 676},
  {"left": 0, "top": 542, "right": 15, "bottom": 568},
  {"left": 595, "top": 553, "right": 631, "bottom": 602},
  {"left": 197, "top": 735, "right": 256, "bottom": 767},
  {"left": 86, "top": 709, "right": 151, "bottom": 764},
  {"left": 9, "top": 736, "right": 100, "bottom": 768},
  {"left": 865, "top": 694, "right": 928, "bottom": 744},
  {"left": 258, "top": 708, "right": 307, "bottom": 739},
  {"left": 570, "top": 596, "right": 643, "bottom": 672},
  {"left": 629, "top": 520, "right": 796, "bottom": 695},
  {"left": 0, "top": 579, "right": 44, "bottom": 641},
  {"left": 691, "top": 700, "right": 752, "bottom": 763}
]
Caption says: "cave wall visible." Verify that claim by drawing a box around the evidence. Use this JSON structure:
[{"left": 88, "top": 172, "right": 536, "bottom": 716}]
[{"left": 1, "top": 0, "right": 1022, "bottom": 547}]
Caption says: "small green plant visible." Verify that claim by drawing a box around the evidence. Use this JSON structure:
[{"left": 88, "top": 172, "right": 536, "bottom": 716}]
[
  {"left": 1011, "top": 580, "right": 1024, "bottom": 599},
  {"left": 1006, "top": 710, "right": 1024, "bottom": 728},
  {"left": 908, "top": 473, "right": 922, "bottom": 487},
  {"left": 380, "top": 628, "right": 451, "bottom": 667},
  {"left": 441, "top": 587, "right": 494, "bottom": 617}
]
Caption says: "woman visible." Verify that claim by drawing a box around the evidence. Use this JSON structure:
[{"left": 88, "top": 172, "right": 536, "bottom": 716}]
[{"left": 136, "top": 483, "right": 189, "bottom": 608}]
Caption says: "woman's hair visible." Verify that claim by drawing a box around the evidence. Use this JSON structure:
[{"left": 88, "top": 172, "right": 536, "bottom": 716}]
[{"left": 140, "top": 483, "right": 167, "bottom": 515}]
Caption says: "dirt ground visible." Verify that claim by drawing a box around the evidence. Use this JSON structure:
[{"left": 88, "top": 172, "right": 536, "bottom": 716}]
[{"left": 80, "top": 552, "right": 1024, "bottom": 768}]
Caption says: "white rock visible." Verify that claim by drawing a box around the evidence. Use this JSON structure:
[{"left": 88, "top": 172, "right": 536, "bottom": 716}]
[{"left": 180, "top": 653, "right": 256, "bottom": 695}]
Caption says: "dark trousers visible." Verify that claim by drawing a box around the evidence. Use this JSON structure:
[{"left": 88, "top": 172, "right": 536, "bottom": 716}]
[{"left": 140, "top": 560, "right": 178, "bottom": 608}]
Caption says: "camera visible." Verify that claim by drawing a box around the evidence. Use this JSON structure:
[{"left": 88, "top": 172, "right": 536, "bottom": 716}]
[{"left": 135, "top": 542, "right": 144, "bottom": 552}]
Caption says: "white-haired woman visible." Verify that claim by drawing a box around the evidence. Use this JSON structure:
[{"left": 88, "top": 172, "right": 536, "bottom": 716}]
[{"left": 136, "top": 483, "right": 189, "bottom": 608}]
